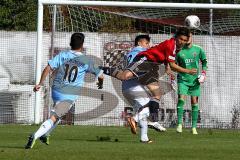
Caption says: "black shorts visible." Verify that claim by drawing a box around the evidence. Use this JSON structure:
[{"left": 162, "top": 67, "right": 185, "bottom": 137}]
[{"left": 127, "top": 57, "right": 160, "bottom": 85}]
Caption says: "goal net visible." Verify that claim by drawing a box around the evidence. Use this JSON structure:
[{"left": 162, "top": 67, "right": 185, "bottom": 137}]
[
  {"left": 44, "top": 3, "right": 240, "bottom": 128},
  {"left": 1, "top": 1, "right": 240, "bottom": 129}
]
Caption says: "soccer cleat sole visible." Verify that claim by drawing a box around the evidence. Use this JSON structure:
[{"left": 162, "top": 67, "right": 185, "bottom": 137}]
[
  {"left": 148, "top": 122, "right": 166, "bottom": 132},
  {"left": 127, "top": 117, "right": 137, "bottom": 134},
  {"left": 148, "top": 125, "right": 166, "bottom": 132},
  {"left": 140, "top": 139, "right": 153, "bottom": 144}
]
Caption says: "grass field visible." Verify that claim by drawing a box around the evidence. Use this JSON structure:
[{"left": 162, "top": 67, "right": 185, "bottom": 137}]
[{"left": 0, "top": 125, "right": 239, "bottom": 160}]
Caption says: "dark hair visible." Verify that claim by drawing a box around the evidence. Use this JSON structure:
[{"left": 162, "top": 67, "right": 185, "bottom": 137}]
[
  {"left": 70, "top": 33, "right": 85, "bottom": 50},
  {"left": 175, "top": 27, "right": 191, "bottom": 38},
  {"left": 134, "top": 35, "right": 150, "bottom": 46}
]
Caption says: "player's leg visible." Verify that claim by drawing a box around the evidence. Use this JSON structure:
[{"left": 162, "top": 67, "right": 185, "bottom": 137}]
[
  {"left": 122, "top": 80, "right": 155, "bottom": 141},
  {"left": 25, "top": 115, "right": 56, "bottom": 149},
  {"left": 100, "top": 66, "right": 135, "bottom": 81},
  {"left": 42, "top": 103, "right": 75, "bottom": 138},
  {"left": 145, "top": 82, "right": 166, "bottom": 132},
  {"left": 191, "top": 97, "right": 199, "bottom": 135},
  {"left": 176, "top": 83, "right": 188, "bottom": 133},
  {"left": 39, "top": 118, "right": 61, "bottom": 145},
  {"left": 146, "top": 82, "right": 161, "bottom": 122},
  {"left": 176, "top": 96, "right": 186, "bottom": 133},
  {"left": 116, "top": 70, "right": 135, "bottom": 80},
  {"left": 190, "top": 85, "right": 201, "bottom": 135},
  {"left": 132, "top": 105, "right": 152, "bottom": 143},
  {"left": 133, "top": 61, "right": 166, "bottom": 131},
  {"left": 122, "top": 82, "right": 150, "bottom": 134},
  {"left": 25, "top": 101, "right": 73, "bottom": 149}
]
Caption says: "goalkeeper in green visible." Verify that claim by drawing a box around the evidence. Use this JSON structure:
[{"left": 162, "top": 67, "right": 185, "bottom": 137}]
[{"left": 175, "top": 33, "right": 207, "bottom": 134}]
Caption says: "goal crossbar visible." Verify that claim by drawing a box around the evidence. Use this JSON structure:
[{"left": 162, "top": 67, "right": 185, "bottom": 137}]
[{"left": 39, "top": 0, "right": 240, "bottom": 9}]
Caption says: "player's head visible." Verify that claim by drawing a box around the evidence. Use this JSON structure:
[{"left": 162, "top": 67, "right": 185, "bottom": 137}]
[
  {"left": 70, "top": 32, "right": 85, "bottom": 50},
  {"left": 175, "top": 27, "right": 191, "bottom": 49},
  {"left": 135, "top": 35, "right": 150, "bottom": 49}
]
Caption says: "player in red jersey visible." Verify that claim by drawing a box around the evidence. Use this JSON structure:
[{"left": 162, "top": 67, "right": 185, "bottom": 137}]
[{"left": 101, "top": 27, "right": 197, "bottom": 126}]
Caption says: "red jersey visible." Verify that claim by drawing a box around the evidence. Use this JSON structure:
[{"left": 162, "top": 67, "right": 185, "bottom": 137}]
[{"left": 137, "top": 38, "right": 178, "bottom": 63}]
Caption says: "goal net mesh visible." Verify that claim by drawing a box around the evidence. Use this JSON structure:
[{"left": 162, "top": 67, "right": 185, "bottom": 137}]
[
  {"left": 1, "top": 2, "right": 240, "bottom": 129},
  {"left": 43, "top": 5, "right": 240, "bottom": 128}
]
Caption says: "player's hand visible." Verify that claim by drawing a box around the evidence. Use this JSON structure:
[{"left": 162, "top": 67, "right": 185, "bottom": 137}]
[
  {"left": 97, "top": 76, "right": 104, "bottom": 89},
  {"left": 188, "top": 68, "right": 197, "bottom": 75},
  {"left": 33, "top": 84, "right": 41, "bottom": 92},
  {"left": 198, "top": 71, "right": 206, "bottom": 83},
  {"left": 165, "top": 68, "right": 175, "bottom": 80}
]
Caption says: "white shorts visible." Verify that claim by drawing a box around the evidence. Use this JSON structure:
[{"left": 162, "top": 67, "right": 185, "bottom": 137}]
[{"left": 122, "top": 79, "right": 150, "bottom": 112}]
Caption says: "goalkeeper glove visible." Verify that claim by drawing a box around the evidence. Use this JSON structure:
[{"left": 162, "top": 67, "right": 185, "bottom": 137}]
[{"left": 198, "top": 70, "right": 206, "bottom": 83}]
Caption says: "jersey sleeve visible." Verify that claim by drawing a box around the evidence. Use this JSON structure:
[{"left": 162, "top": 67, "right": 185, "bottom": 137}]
[
  {"left": 48, "top": 52, "right": 63, "bottom": 70},
  {"left": 199, "top": 47, "right": 208, "bottom": 71},
  {"left": 87, "top": 59, "right": 103, "bottom": 78},
  {"left": 165, "top": 44, "right": 176, "bottom": 63}
]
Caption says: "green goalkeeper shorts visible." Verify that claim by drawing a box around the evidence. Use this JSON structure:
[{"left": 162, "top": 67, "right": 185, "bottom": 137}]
[{"left": 178, "top": 82, "right": 200, "bottom": 96}]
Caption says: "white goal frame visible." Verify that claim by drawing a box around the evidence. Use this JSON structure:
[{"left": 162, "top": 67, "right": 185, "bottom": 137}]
[{"left": 35, "top": 0, "right": 240, "bottom": 124}]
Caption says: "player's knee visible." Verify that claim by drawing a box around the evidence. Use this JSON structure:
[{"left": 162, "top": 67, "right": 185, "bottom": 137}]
[
  {"left": 50, "top": 114, "right": 58, "bottom": 123},
  {"left": 121, "top": 74, "right": 130, "bottom": 80},
  {"left": 152, "top": 95, "right": 161, "bottom": 101},
  {"left": 50, "top": 110, "right": 62, "bottom": 122},
  {"left": 177, "top": 98, "right": 185, "bottom": 107},
  {"left": 191, "top": 98, "right": 198, "bottom": 104},
  {"left": 121, "top": 71, "right": 133, "bottom": 80}
]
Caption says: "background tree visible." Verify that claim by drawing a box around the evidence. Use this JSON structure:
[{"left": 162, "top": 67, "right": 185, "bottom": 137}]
[{"left": 0, "top": 0, "right": 37, "bottom": 31}]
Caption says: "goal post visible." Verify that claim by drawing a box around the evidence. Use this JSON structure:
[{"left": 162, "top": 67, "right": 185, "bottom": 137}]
[{"left": 35, "top": 0, "right": 240, "bottom": 128}]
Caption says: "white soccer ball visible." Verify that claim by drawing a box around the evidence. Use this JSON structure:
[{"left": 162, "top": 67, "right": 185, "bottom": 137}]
[{"left": 185, "top": 15, "right": 200, "bottom": 29}]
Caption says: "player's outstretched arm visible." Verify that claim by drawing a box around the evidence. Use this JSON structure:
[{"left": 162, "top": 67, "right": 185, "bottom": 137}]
[
  {"left": 169, "top": 62, "right": 197, "bottom": 75},
  {"left": 33, "top": 65, "right": 52, "bottom": 92}
]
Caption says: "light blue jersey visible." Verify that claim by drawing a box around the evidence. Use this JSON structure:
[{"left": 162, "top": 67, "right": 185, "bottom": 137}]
[
  {"left": 122, "top": 46, "right": 147, "bottom": 91},
  {"left": 125, "top": 46, "right": 147, "bottom": 65},
  {"left": 48, "top": 50, "right": 102, "bottom": 102}
]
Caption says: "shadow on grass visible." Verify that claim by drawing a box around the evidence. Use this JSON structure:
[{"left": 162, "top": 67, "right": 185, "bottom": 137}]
[{"left": 65, "top": 136, "right": 121, "bottom": 143}]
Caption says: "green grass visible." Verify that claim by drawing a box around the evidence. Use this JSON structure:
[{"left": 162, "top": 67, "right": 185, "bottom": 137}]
[{"left": 0, "top": 125, "right": 239, "bottom": 160}]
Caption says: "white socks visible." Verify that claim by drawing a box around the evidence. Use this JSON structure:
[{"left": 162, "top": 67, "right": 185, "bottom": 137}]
[
  {"left": 45, "top": 119, "right": 61, "bottom": 136},
  {"left": 134, "top": 107, "right": 150, "bottom": 142},
  {"left": 34, "top": 119, "right": 54, "bottom": 140},
  {"left": 139, "top": 118, "right": 149, "bottom": 141}
]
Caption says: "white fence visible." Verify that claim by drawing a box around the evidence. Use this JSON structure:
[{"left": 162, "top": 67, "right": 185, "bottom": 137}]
[{"left": 0, "top": 31, "right": 240, "bottom": 128}]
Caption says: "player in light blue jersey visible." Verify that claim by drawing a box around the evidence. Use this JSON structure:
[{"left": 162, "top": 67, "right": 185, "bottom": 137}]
[
  {"left": 125, "top": 40, "right": 148, "bottom": 64},
  {"left": 122, "top": 35, "right": 165, "bottom": 143},
  {"left": 25, "top": 33, "right": 104, "bottom": 149}
]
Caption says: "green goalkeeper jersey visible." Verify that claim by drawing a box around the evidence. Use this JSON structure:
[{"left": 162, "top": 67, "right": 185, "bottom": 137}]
[{"left": 176, "top": 44, "right": 207, "bottom": 86}]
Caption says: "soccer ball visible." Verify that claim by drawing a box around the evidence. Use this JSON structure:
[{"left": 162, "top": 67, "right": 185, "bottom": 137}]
[{"left": 184, "top": 15, "right": 200, "bottom": 29}]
